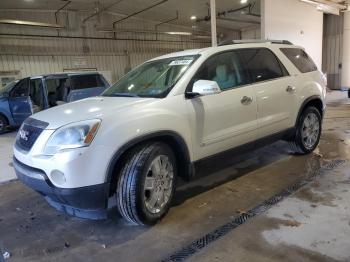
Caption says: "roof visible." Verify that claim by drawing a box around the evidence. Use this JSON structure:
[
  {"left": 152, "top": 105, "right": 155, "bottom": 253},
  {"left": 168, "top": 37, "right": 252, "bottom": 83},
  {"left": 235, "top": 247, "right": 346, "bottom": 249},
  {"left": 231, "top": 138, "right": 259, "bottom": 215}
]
[
  {"left": 149, "top": 40, "right": 300, "bottom": 61},
  {"left": 30, "top": 71, "right": 101, "bottom": 79},
  {"left": 149, "top": 49, "right": 205, "bottom": 61}
]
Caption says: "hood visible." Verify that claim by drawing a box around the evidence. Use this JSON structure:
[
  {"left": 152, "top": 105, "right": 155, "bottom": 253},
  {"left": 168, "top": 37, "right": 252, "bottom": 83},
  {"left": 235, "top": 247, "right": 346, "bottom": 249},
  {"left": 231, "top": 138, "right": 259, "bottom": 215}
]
[{"left": 31, "top": 96, "right": 156, "bottom": 129}]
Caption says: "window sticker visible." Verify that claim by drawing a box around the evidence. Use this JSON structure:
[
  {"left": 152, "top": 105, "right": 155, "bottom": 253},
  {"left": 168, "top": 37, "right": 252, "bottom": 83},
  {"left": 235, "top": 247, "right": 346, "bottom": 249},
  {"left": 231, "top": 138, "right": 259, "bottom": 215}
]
[{"left": 169, "top": 59, "right": 193, "bottom": 66}]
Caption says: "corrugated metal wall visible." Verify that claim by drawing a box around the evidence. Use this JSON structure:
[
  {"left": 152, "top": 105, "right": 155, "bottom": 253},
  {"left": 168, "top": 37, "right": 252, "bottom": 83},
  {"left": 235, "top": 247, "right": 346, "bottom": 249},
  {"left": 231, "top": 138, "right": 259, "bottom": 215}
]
[
  {"left": 0, "top": 36, "right": 208, "bottom": 83},
  {"left": 0, "top": 10, "right": 213, "bottom": 83},
  {"left": 322, "top": 14, "right": 343, "bottom": 90}
]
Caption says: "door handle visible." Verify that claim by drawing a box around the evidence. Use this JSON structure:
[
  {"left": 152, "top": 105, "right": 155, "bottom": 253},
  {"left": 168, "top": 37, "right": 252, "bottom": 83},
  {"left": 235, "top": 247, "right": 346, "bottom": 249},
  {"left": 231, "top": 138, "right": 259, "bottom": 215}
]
[
  {"left": 286, "top": 85, "right": 296, "bottom": 93},
  {"left": 241, "top": 96, "right": 253, "bottom": 105}
]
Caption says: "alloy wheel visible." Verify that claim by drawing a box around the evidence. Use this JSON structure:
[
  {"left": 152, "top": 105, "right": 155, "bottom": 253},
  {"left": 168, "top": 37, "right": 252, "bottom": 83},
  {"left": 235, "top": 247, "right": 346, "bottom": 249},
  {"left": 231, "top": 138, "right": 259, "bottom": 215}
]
[
  {"left": 144, "top": 155, "right": 174, "bottom": 214},
  {"left": 301, "top": 112, "right": 320, "bottom": 150}
]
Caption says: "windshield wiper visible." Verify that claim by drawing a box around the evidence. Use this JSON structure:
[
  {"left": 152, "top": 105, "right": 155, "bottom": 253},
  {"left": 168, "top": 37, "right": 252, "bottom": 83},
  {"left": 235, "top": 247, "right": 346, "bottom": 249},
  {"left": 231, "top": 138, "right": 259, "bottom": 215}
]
[{"left": 104, "top": 93, "right": 140, "bottom": 97}]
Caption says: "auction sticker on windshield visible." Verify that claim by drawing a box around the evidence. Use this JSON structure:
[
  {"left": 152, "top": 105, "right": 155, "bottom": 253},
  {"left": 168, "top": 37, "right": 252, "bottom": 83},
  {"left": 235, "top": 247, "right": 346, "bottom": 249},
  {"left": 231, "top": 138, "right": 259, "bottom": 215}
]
[{"left": 169, "top": 59, "right": 193, "bottom": 66}]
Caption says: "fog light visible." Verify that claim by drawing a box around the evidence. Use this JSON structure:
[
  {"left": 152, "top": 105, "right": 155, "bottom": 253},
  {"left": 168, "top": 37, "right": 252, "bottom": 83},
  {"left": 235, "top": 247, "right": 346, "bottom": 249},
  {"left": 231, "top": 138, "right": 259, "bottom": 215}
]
[{"left": 51, "top": 170, "right": 66, "bottom": 184}]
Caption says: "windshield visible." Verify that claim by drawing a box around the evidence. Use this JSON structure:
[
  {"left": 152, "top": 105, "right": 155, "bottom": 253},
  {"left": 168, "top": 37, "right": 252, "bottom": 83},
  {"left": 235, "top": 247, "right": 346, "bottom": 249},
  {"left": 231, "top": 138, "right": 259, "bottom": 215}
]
[
  {"left": 103, "top": 55, "right": 198, "bottom": 98},
  {"left": 0, "top": 80, "right": 18, "bottom": 94}
]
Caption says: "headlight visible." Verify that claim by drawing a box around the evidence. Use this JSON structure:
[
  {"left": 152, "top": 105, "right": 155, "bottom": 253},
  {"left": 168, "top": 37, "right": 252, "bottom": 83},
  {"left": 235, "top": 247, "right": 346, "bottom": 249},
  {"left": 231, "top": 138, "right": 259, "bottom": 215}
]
[{"left": 43, "top": 119, "right": 101, "bottom": 155}]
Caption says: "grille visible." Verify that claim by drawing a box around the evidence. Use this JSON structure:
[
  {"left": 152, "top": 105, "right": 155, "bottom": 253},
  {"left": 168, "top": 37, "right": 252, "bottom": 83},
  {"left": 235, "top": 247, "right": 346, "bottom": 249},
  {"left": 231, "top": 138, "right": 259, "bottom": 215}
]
[{"left": 15, "top": 118, "right": 49, "bottom": 152}]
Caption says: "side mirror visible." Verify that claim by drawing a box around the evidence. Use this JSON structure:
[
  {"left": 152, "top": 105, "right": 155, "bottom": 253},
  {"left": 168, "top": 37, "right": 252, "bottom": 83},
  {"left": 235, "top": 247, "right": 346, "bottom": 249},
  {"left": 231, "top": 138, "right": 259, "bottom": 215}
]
[{"left": 186, "top": 80, "right": 221, "bottom": 98}]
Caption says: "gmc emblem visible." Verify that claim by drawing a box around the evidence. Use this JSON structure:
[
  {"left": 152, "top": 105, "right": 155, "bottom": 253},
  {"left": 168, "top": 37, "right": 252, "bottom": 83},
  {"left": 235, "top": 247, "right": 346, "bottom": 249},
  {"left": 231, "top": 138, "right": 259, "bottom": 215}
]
[{"left": 19, "top": 129, "right": 29, "bottom": 141}]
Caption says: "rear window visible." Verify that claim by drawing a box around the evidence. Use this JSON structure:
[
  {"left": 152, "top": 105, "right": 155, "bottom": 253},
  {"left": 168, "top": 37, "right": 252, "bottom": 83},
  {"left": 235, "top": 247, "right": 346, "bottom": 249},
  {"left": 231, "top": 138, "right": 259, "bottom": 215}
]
[
  {"left": 280, "top": 48, "right": 317, "bottom": 73},
  {"left": 70, "top": 74, "right": 105, "bottom": 90}
]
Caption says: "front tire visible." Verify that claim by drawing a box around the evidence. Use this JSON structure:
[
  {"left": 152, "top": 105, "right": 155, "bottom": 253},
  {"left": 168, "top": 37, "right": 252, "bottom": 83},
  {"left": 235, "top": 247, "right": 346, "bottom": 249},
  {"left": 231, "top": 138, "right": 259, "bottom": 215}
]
[
  {"left": 0, "top": 115, "right": 8, "bottom": 134},
  {"left": 289, "top": 106, "right": 322, "bottom": 154},
  {"left": 116, "top": 142, "right": 177, "bottom": 225}
]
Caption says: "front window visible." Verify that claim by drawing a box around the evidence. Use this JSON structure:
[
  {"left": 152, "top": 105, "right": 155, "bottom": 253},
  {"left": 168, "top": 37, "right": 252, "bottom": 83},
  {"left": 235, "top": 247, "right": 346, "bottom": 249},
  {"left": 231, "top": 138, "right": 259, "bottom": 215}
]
[
  {"left": 103, "top": 55, "right": 198, "bottom": 98},
  {"left": 191, "top": 51, "right": 250, "bottom": 91}
]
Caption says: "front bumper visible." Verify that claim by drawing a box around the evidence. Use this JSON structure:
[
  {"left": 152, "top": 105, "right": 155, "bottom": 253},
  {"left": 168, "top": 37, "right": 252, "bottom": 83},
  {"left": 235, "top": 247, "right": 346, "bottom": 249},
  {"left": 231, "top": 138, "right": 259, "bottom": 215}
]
[{"left": 13, "top": 157, "right": 109, "bottom": 220}]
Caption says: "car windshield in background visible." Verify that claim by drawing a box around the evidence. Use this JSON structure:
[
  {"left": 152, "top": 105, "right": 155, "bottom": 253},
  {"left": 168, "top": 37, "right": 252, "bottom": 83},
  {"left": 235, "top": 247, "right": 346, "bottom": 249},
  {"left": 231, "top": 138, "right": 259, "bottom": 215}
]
[
  {"left": 103, "top": 55, "right": 198, "bottom": 98},
  {"left": 0, "top": 80, "right": 18, "bottom": 94}
]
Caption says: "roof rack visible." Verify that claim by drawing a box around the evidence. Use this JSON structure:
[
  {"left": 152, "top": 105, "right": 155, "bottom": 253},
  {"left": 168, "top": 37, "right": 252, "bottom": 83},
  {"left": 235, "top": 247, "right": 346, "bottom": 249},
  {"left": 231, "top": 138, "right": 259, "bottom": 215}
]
[{"left": 218, "top": 39, "right": 293, "bottom": 46}]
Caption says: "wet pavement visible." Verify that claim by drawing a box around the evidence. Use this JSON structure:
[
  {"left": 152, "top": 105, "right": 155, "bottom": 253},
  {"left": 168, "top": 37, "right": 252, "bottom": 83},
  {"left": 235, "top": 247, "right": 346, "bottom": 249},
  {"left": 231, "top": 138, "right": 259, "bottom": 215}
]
[
  {"left": 0, "top": 91, "right": 350, "bottom": 261},
  {"left": 0, "top": 131, "right": 16, "bottom": 183}
]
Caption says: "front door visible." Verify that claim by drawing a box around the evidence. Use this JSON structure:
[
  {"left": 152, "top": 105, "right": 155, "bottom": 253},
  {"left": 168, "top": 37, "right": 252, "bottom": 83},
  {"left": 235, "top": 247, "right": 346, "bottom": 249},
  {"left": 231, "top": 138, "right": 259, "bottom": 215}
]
[
  {"left": 8, "top": 78, "right": 32, "bottom": 125},
  {"left": 186, "top": 51, "right": 258, "bottom": 160}
]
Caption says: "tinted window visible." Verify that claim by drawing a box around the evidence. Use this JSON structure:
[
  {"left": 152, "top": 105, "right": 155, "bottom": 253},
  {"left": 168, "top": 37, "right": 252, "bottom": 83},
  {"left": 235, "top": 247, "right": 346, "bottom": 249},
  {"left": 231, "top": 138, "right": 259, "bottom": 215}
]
[
  {"left": 280, "top": 48, "right": 317, "bottom": 73},
  {"left": 191, "top": 51, "right": 250, "bottom": 91},
  {"left": 10, "top": 78, "right": 29, "bottom": 97},
  {"left": 70, "top": 74, "right": 105, "bottom": 90},
  {"left": 238, "top": 48, "right": 288, "bottom": 83}
]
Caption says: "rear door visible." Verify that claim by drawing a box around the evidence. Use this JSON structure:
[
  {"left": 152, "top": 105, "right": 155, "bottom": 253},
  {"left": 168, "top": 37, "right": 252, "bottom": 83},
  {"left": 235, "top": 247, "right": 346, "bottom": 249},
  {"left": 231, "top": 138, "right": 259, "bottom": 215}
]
[
  {"left": 68, "top": 74, "right": 108, "bottom": 102},
  {"left": 8, "top": 78, "right": 32, "bottom": 124},
  {"left": 239, "top": 48, "right": 297, "bottom": 138}
]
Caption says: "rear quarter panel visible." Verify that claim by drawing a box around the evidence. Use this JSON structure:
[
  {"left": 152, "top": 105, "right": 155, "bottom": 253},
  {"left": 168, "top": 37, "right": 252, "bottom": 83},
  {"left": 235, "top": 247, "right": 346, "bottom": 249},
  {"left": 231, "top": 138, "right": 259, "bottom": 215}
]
[
  {"left": 271, "top": 46, "right": 326, "bottom": 125},
  {"left": 293, "top": 70, "right": 326, "bottom": 122}
]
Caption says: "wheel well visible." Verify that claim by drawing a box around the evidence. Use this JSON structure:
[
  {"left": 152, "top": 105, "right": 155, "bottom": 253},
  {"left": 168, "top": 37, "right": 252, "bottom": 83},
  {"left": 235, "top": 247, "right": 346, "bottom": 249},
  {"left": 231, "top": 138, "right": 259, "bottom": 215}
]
[
  {"left": 303, "top": 99, "right": 324, "bottom": 117},
  {"left": 107, "top": 133, "right": 192, "bottom": 196},
  {"left": 296, "top": 98, "right": 324, "bottom": 126}
]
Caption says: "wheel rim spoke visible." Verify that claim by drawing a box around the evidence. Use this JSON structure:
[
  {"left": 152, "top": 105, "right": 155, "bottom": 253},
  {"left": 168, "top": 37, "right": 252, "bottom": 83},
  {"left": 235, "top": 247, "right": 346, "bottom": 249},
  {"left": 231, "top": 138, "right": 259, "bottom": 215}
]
[
  {"left": 148, "top": 191, "right": 159, "bottom": 210},
  {"left": 158, "top": 189, "right": 165, "bottom": 208},
  {"left": 151, "top": 158, "right": 162, "bottom": 175}
]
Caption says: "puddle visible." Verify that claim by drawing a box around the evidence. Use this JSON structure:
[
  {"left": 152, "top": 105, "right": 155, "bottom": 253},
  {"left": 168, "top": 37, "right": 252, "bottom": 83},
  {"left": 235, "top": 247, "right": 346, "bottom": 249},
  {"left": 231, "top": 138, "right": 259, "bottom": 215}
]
[{"left": 295, "top": 188, "right": 337, "bottom": 207}]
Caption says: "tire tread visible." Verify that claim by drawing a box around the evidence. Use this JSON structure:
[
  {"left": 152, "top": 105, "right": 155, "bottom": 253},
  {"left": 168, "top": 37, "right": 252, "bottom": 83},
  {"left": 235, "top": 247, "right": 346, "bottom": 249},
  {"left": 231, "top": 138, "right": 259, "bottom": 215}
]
[{"left": 116, "top": 144, "right": 158, "bottom": 225}]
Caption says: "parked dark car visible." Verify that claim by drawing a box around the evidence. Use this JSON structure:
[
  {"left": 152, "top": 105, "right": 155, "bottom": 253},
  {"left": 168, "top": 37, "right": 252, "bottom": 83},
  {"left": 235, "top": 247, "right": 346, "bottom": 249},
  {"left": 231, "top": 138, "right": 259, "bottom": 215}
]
[{"left": 0, "top": 72, "right": 109, "bottom": 133}]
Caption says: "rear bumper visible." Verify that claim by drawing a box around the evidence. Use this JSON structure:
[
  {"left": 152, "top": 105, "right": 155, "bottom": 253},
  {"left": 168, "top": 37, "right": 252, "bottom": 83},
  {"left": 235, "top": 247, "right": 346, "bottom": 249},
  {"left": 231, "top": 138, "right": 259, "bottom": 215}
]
[{"left": 13, "top": 157, "right": 109, "bottom": 220}]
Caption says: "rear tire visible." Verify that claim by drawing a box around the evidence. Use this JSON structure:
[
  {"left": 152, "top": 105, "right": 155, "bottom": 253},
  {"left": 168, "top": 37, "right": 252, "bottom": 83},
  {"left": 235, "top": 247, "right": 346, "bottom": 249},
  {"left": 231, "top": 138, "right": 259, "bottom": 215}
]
[
  {"left": 0, "top": 115, "right": 8, "bottom": 134},
  {"left": 116, "top": 142, "right": 177, "bottom": 225},
  {"left": 289, "top": 106, "right": 322, "bottom": 155}
]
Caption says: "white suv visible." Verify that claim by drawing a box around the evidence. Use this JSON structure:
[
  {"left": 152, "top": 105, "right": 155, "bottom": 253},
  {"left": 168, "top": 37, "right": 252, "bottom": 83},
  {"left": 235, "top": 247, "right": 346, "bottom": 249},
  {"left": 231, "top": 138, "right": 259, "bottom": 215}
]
[{"left": 13, "top": 41, "right": 326, "bottom": 225}]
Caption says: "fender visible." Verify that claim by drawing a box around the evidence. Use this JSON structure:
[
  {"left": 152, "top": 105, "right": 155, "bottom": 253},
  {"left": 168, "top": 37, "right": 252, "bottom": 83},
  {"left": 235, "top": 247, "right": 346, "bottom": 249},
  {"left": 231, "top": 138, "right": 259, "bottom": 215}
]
[
  {"left": 105, "top": 130, "right": 193, "bottom": 186},
  {"left": 295, "top": 95, "right": 324, "bottom": 127}
]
